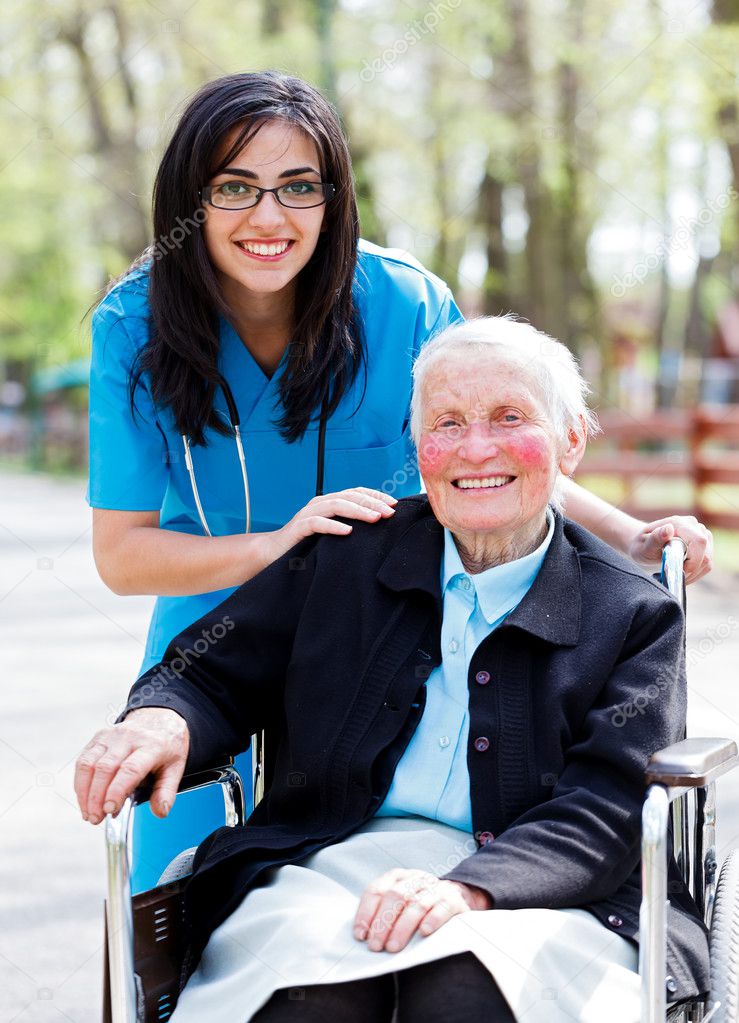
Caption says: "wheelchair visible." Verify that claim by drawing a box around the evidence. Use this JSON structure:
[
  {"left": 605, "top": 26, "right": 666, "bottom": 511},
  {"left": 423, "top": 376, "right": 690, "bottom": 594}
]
[{"left": 102, "top": 539, "right": 739, "bottom": 1023}]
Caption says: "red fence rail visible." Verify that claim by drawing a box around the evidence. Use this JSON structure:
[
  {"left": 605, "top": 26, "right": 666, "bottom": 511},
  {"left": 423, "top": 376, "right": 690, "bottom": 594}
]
[{"left": 576, "top": 405, "right": 739, "bottom": 530}]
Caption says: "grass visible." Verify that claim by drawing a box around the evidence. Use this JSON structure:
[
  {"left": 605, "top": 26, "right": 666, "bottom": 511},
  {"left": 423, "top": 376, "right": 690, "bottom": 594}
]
[{"left": 0, "top": 453, "right": 86, "bottom": 480}]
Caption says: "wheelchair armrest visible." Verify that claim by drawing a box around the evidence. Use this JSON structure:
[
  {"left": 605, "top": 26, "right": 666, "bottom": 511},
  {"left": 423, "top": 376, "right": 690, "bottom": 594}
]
[
  {"left": 106, "top": 756, "right": 246, "bottom": 860},
  {"left": 645, "top": 736, "right": 739, "bottom": 788},
  {"left": 132, "top": 755, "right": 242, "bottom": 808},
  {"left": 641, "top": 737, "right": 737, "bottom": 1017}
]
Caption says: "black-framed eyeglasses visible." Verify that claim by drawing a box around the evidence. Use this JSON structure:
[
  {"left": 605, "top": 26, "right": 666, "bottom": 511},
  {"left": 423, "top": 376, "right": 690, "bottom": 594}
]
[{"left": 200, "top": 180, "right": 336, "bottom": 211}]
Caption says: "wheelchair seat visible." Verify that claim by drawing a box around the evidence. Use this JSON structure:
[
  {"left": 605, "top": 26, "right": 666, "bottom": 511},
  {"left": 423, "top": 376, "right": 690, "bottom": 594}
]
[{"left": 157, "top": 849, "right": 197, "bottom": 887}]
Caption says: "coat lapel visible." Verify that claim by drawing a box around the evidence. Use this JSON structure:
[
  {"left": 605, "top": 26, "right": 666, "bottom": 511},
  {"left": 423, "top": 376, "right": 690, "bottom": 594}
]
[
  {"left": 377, "top": 500, "right": 582, "bottom": 648},
  {"left": 503, "top": 515, "right": 581, "bottom": 646}
]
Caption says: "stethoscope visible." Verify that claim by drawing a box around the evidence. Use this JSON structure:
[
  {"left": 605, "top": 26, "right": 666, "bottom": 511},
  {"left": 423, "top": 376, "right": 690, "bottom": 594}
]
[
  {"left": 181, "top": 376, "right": 329, "bottom": 808},
  {"left": 181, "top": 377, "right": 329, "bottom": 536}
]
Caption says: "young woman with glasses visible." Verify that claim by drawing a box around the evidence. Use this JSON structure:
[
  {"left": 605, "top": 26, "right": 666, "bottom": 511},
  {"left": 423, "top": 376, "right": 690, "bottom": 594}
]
[{"left": 88, "top": 70, "right": 711, "bottom": 832}]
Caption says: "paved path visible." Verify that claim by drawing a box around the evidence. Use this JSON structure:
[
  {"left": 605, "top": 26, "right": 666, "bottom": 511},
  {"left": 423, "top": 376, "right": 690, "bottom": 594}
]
[{"left": 1, "top": 469, "right": 737, "bottom": 1022}]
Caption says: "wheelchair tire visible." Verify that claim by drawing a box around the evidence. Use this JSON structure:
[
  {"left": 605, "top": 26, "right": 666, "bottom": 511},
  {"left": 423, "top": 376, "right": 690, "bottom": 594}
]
[{"left": 709, "top": 849, "right": 739, "bottom": 1022}]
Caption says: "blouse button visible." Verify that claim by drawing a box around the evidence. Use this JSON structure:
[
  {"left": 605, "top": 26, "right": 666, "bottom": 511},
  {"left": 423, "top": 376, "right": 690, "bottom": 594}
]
[
  {"left": 474, "top": 736, "right": 490, "bottom": 753},
  {"left": 607, "top": 914, "right": 623, "bottom": 928},
  {"left": 475, "top": 670, "right": 491, "bottom": 686},
  {"left": 478, "top": 831, "right": 495, "bottom": 846}
]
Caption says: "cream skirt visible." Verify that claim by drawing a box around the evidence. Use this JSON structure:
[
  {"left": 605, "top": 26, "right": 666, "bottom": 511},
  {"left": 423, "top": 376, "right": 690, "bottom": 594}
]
[{"left": 171, "top": 817, "right": 640, "bottom": 1023}]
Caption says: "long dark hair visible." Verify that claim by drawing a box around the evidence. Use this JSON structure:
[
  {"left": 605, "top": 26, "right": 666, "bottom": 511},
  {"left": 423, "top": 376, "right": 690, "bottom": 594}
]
[{"left": 129, "top": 71, "right": 363, "bottom": 445}]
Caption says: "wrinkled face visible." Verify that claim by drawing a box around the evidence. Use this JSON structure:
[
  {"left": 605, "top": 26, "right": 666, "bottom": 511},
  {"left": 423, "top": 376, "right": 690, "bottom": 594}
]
[
  {"left": 417, "top": 350, "right": 583, "bottom": 540},
  {"left": 202, "top": 119, "right": 327, "bottom": 301}
]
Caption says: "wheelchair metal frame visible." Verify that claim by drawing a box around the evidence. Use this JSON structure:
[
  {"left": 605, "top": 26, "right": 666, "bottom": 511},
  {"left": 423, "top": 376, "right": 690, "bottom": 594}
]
[
  {"left": 640, "top": 540, "right": 739, "bottom": 1022},
  {"left": 105, "top": 763, "right": 245, "bottom": 1023},
  {"left": 104, "top": 539, "right": 739, "bottom": 1023},
  {"left": 641, "top": 736, "right": 737, "bottom": 1022}
]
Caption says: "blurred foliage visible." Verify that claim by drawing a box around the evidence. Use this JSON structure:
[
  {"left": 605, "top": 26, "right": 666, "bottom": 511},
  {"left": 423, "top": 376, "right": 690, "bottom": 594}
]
[{"left": 0, "top": 0, "right": 737, "bottom": 405}]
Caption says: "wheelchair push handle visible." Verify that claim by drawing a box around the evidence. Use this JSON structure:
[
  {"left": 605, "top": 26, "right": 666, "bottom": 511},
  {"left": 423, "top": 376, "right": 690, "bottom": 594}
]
[{"left": 660, "top": 536, "right": 686, "bottom": 606}]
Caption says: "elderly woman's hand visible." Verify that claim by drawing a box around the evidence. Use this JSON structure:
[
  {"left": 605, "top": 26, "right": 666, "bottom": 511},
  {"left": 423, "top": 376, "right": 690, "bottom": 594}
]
[
  {"left": 353, "top": 868, "right": 492, "bottom": 953},
  {"left": 74, "top": 707, "right": 189, "bottom": 824},
  {"left": 628, "top": 515, "right": 713, "bottom": 584}
]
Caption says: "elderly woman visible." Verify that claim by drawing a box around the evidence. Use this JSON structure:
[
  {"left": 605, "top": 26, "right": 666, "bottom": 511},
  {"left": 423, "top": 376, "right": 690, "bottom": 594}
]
[{"left": 76, "top": 317, "right": 709, "bottom": 1022}]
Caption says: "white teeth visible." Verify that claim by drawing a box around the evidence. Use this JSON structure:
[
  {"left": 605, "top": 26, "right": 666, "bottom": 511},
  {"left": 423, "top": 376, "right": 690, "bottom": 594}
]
[
  {"left": 239, "top": 241, "right": 290, "bottom": 256},
  {"left": 456, "top": 476, "right": 512, "bottom": 489}
]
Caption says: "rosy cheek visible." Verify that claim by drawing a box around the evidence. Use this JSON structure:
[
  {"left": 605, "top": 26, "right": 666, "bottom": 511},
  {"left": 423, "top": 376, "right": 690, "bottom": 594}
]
[
  {"left": 507, "top": 432, "right": 551, "bottom": 469},
  {"left": 418, "top": 434, "right": 449, "bottom": 476}
]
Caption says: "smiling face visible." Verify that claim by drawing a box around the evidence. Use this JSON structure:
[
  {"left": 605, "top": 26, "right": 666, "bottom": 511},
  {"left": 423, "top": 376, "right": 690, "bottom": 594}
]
[
  {"left": 202, "top": 119, "right": 327, "bottom": 305},
  {"left": 417, "top": 348, "right": 585, "bottom": 554}
]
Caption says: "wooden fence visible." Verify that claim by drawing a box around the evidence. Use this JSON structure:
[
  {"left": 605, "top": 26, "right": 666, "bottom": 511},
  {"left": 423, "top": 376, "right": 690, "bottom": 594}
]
[{"left": 575, "top": 405, "right": 739, "bottom": 530}]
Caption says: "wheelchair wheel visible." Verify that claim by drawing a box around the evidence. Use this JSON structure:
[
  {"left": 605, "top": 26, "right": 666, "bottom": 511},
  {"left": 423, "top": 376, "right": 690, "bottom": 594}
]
[{"left": 709, "top": 849, "right": 739, "bottom": 1022}]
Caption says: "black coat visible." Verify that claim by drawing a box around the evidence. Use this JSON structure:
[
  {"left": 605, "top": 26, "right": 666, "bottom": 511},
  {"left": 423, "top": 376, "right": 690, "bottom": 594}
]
[{"left": 124, "top": 498, "right": 709, "bottom": 999}]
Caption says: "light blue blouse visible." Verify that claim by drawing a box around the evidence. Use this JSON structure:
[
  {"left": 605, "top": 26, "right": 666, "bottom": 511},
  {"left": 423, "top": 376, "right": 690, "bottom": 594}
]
[
  {"left": 87, "top": 240, "right": 463, "bottom": 672},
  {"left": 377, "top": 509, "right": 555, "bottom": 832}
]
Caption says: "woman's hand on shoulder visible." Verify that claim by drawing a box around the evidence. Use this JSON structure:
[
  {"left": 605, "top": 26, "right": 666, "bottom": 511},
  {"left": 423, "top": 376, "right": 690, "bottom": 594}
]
[
  {"left": 353, "top": 868, "right": 491, "bottom": 953},
  {"left": 262, "top": 488, "right": 397, "bottom": 565},
  {"left": 627, "top": 515, "right": 713, "bottom": 584},
  {"left": 74, "top": 707, "right": 189, "bottom": 824}
]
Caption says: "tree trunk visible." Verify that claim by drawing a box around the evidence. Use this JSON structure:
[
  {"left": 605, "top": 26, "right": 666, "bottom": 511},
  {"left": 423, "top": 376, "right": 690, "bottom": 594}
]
[
  {"left": 553, "top": 1, "right": 599, "bottom": 356},
  {"left": 685, "top": 255, "right": 715, "bottom": 356},
  {"left": 648, "top": 0, "right": 674, "bottom": 407},
  {"left": 712, "top": 0, "right": 739, "bottom": 240},
  {"left": 261, "top": 0, "right": 286, "bottom": 37},
  {"left": 507, "top": 0, "right": 548, "bottom": 328},
  {"left": 315, "top": 0, "right": 338, "bottom": 102},
  {"left": 479, "top": 169, "right": 510, "bottom": 314},
  {"left": 58, "top": 6, "right": 150, "bottom": 260}
]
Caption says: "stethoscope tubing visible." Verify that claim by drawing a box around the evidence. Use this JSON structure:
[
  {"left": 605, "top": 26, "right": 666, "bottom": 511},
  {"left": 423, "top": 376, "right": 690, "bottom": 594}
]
[
  {"left": 182, "top": 378, "right": 327, "bottom": 537},
  {"left": 180, "top": 375, "right": 328, "bottom": 809}
]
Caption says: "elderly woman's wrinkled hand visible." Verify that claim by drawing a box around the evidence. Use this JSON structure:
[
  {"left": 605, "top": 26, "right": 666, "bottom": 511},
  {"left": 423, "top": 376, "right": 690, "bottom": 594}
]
[
  {"left": 74, "top": 707, "right": 189, "bottom": 824},
  {"left": 628, "top": 515, "right": 713, "bottom": 584},
  {"left": 353, "top": 868, "right": 492, "bottom": 953}
]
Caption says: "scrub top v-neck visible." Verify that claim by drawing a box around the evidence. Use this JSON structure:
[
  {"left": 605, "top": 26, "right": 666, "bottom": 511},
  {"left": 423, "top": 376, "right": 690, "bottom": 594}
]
[{"left": 88, "top": 239, "right": 463, "bottom": 672}]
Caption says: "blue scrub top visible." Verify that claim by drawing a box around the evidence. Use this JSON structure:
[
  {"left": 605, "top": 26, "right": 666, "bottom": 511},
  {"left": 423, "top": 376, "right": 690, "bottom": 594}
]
[{"left": 88, "top": 239, "right": 463, "bottom": 672}]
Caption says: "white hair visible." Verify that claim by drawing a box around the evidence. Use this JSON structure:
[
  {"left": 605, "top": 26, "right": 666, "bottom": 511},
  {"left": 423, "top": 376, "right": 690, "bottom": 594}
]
[{"left": 410, "top": 315, "right": 599, "bottom": 510}]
